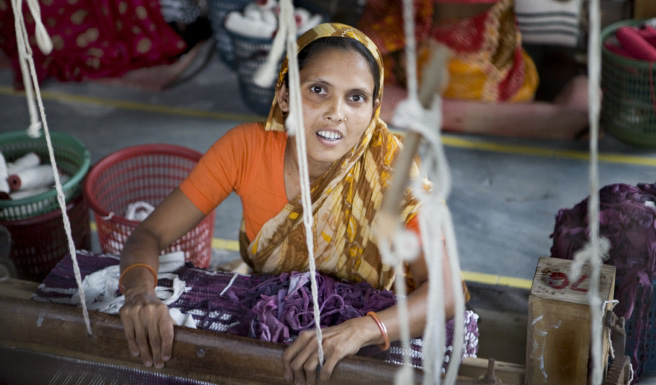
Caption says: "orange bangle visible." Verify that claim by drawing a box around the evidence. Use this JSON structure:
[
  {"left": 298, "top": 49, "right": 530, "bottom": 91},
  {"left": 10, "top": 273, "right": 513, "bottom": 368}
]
[
  {"left": 367, "top": 311, "right": 390, "bottom": 351},
  {"left": 119, "top": 263, "right": 157, "bottom": 294}
]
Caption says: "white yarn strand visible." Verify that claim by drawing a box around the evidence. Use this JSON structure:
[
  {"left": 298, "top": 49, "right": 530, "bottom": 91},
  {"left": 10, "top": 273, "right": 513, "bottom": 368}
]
[
  {"left": 12, "top": 0, "right": 41, "bottom": 138},
  {"left": 571, "top": 0, "right": 605, "bottom": 383},
  {"left": 402, "top": 0, "right": 418, "bottom": 102},
  {"left": 11, "top": 0, "right": 92, "bottom": 335},
  {"left": 397, "top": 0, "right": 465, "bottom": 382},
  {"left": 279, "top": 0, "right": 325, "bottom": 367}
]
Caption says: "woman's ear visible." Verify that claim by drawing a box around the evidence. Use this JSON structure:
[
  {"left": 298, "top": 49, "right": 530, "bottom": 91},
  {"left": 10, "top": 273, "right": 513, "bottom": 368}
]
[
  {"left": 277, "top": 84, "right": 290, "bottom": 114},
  {"left": 373, "top": 98, "right": 381, "bottom": 116}
]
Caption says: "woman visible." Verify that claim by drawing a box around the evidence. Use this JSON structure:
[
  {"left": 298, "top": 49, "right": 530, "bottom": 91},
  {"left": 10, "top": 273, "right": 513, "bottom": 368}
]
[
  {"left": 118, "top": 23, "right": 457, "bottom": 385},
  {"left": 359, "top": 0, "right": 591, "bottom": 140}
]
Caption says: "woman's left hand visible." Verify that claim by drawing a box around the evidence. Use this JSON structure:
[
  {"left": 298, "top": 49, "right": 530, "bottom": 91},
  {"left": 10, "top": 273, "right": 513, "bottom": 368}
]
[{"left": 282, "top": 316, "right": 379, "bottom": 384}]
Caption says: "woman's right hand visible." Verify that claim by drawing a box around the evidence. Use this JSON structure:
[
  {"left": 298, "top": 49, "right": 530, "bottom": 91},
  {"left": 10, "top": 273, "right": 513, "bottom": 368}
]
[{"left": 119, "top": 286, "right": 174, "bottom": 369}]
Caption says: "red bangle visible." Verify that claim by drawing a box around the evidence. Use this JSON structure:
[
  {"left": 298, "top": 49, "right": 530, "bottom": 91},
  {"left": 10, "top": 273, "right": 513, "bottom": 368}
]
[
  {"left": 367, "top": 311, "right": 390, "bottom": 351},
  {"left": 119, "top": 263, "right": 157, "bottom": 294}
]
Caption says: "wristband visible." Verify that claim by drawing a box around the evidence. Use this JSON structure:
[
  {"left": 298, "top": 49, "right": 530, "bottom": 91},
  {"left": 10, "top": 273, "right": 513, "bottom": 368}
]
[
  {"left": 119, "top": 263, "right": 157, "bottom": 294},
  {"left": 366, "top": 311, "right": 390, "bottom": 351}
]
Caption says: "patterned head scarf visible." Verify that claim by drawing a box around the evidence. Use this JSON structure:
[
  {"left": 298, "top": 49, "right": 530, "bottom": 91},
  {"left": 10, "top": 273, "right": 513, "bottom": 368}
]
[{"left": 240, "top": 23, "right": 421, "bottom": 291}]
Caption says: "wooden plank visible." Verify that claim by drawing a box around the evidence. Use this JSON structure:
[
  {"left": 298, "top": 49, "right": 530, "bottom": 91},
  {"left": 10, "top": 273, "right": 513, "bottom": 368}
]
[
  {"left": 525, "top": 257, "right": 616, "bottom": 385},
  {"left": 459, "top": 357, "right": 525, "bottom": 385},
  {"left": 0, "top": 294, "right": 429, "bottom": 384},
  {"left": 0, "top": 277, "right": 39, "bottom": 299}
]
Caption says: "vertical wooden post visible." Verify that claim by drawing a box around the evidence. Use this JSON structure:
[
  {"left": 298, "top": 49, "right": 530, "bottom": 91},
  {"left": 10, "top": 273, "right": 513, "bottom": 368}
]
[{"left": 525, "top": 257, "right": 616, "bottom": 385}]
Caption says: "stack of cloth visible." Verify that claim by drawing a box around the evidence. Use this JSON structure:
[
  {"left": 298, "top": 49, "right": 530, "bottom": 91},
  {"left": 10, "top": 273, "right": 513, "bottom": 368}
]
[{"left": 33, "top": 250, "right": 479, "bottom": 371}]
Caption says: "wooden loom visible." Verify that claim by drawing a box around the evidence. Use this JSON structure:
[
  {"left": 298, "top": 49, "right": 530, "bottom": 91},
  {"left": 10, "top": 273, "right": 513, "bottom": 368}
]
[{"left": 0, "top": 279, "right": 525, "bottom": 385}]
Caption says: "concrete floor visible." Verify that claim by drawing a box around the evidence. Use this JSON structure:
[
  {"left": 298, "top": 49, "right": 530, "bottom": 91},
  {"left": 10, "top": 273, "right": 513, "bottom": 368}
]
[{"left": 2, "top": 43, "right": 656, "bottom": 284}]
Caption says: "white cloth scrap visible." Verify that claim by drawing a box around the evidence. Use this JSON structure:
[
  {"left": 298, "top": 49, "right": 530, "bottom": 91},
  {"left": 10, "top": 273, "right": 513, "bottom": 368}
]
[
  {"left": 125, "top": 201, "right": 155, "bottom": 221},
  {"left": 70, "top": 251, "right": 196, "bottom": 328}
]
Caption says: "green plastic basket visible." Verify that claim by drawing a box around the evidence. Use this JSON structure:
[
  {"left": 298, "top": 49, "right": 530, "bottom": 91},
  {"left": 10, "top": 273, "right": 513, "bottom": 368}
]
[
  {"left": 601, "top": 19, "right": 656, "bottom": 147},
  {"left": 0, "top": 131, "right": 91, "bottom": 221}
]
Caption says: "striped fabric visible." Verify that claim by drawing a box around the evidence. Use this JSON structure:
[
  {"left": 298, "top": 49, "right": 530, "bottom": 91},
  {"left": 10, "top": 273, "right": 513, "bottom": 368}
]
[
  {"left": 515, "top": 0, "right": 583, "bottom": 47},
  {"left": 159, "top": 0, "right": 202, "bottom": 24}
]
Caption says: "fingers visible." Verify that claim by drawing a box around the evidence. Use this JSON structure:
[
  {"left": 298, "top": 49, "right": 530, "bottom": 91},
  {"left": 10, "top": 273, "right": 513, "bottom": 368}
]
[
  {"left": 119, "top": 294, "right": 174, "bottom": 369},
  {"left": 120, "top": 310, "right": 140, "bottom": 357},
  {"left": 160, "top": 315, "right": 174, "bottom": 363},
  {"left": 283, "top": 330, "right": 320, "bottom": 384},
  {"left": 134, "top": 319, "right": 154, "bottom": 367}
]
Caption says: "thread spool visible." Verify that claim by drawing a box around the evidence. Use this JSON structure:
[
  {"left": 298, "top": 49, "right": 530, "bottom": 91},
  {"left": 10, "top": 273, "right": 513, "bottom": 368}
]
[
  {"left": 7, "top": 152, "right": 40, "bottom": 175},
  {"left": 0, "top": 152, "right": 8, "bottom": 195},
  {"left": 225, "top": 12, "right": 276, "bottom": 38},
  {"left": 8, "top": 165, "right": 56, "bottom": 191}
]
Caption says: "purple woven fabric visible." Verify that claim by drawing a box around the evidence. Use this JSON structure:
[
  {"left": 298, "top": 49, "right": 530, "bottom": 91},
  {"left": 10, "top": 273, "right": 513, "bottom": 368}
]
[
  {"left": 550, "top": 182, "right": 656, "bottom": 381},
  {"left": 34, "top": 251, "right": 478, "bottom": 369}
]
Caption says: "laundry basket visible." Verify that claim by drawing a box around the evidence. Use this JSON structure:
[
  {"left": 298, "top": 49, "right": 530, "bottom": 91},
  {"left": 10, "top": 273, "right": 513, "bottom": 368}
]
[
  {"left": 228, "top": 31, "right": 280, "bottom": 116},
  {"left": 0, "top": 131, "right": 90, "bottom": 221},
  {"left": 207, "top": 0, "right": 252, "bottom": 70},
  {"left": 601, "top": 19, "right": 656, "bottom": 147},
  {"left": 227, "top": 2, "right": 329, "bottom": 116},
  {"left": 1, "top": 193, "right": 90, "bottom": 282},
  {"left": 84, "top": 144, "right": 214, "bottom": 268}
]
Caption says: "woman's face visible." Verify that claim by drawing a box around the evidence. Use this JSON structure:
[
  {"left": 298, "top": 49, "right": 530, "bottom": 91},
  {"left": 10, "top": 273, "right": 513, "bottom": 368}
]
[{"left": 278, "top": 47, "right": 379, "bottom": 167}]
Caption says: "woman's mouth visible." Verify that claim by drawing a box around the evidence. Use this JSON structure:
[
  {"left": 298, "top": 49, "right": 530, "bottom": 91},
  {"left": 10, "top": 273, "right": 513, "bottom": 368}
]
[{"left": 316, "top": 130, "right": 343, "bottom": 145}]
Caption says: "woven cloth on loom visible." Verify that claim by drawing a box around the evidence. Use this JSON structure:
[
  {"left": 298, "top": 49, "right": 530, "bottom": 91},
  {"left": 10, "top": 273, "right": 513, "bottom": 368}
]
[{"left": 33, "top": 251, "right": 479, "bottom": 370}]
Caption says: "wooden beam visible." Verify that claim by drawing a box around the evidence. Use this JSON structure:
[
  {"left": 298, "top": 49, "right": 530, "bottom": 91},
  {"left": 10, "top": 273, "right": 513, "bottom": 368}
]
[{"left": 0, "top": 295, "right": 427, "bottom": 384}]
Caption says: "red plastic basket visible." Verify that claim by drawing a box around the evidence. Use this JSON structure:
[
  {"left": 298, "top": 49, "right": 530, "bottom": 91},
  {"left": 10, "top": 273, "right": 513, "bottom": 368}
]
[
  {"left": 84, "top": 144, "right": 214, "bottom": 268},
  {"left": 1, "top": 193, "right": 91, "bottom": 282}
]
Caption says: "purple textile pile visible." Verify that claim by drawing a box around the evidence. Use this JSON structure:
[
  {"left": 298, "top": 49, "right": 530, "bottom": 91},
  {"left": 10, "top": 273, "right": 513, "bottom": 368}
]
[
  {"left": 226, "top": 271, "right": 396, "bottom": 343},
  {"left": 550, "top": 182, "right": 656, "bottom": 380},
  {"left": 33, "top": 251, "right": 478, "bottom": 370}
]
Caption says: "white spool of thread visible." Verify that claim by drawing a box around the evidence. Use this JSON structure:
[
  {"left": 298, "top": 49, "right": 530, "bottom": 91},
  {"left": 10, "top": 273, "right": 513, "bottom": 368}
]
[
  {"left": 7, "top": 152, "right": 40, "bottom": 175},
  {"left": 9, "top": 174, "right": 69, "bottom": 200},
  {"left": 225, "top": 12, "right": 277, "bottom": 39},
  {"left": 8, "top": 164, "right": 56, "bottom": 191},
  {"left": 0, "top": 152, "right": 9, "bottom": 195}
]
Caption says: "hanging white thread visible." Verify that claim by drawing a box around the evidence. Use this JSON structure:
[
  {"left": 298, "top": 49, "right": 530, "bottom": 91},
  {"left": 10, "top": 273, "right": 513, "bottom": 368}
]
[
  {"left": 11, "top": 0, "right": 45, "bottom": 138},
  {"left": 11, "top": 0, "right": 92, "bottom": 335},
  {"left": 272, "top": 0, "right": 325, "bottom": 367},
  {"left": 395, "top": 0, "right": 466, "bottom": 383},
  {"left": 570, "top": 0, "right": 605, "bottom": 383},
  {"left": 378, "top": 238, "right": 415, "bottom": 384}
]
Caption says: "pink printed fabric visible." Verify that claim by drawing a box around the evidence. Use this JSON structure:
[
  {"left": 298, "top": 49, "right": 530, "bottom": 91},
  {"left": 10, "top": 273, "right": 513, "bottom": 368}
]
[{"left": 0, "top": 0, "right": 186, "bottom": 84}]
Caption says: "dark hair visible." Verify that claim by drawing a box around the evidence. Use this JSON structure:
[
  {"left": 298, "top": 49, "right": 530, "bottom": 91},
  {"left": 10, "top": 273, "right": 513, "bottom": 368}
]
[{"left": 285, "top": 37, "right": 381, "bottom": 104}]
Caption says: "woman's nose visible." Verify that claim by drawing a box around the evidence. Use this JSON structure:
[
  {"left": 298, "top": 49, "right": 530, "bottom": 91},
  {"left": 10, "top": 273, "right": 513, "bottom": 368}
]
[{"left": 325, "top": 97, "right": 345, "bottom": 122}]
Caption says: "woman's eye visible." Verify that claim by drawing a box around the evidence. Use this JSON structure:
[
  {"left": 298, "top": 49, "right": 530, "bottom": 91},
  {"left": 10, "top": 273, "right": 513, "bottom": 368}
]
[
  {"left": 350, "top": 94, "right": 366, "bottom": 103},
  {"left": 310, "top": 86, "right": 324, "bottom": 94}
]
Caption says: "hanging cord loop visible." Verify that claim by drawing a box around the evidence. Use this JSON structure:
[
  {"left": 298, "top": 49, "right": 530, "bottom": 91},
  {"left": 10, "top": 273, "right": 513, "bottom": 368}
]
[{"left": 10, "top": 0, "right": 92, "bottom": 335}]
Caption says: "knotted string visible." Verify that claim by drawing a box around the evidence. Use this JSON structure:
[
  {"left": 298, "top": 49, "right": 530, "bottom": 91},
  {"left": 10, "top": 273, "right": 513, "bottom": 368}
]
[{"left": 11, "top": 0, "right": 92, "bottom": 335}]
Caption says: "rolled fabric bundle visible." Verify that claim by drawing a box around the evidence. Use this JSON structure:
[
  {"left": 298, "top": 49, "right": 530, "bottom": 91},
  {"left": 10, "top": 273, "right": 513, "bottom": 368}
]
[
  {"left": 8, "top": 165, "right": 56, "bottom": 191},
  {"left": 8, "top": 174, "right": 69, "bottom": 200},
  {"left": 616, "top": 26, "right": 656, "bottom": 61},
  {"left": 0, "top": 152, "right": 9, "bottom": 195},
  {"left": 6, "top": 152, "right": 40, "bottom": 175},
  {"left": 225, "top": 11, "right": 277, "bottom": 38}
]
